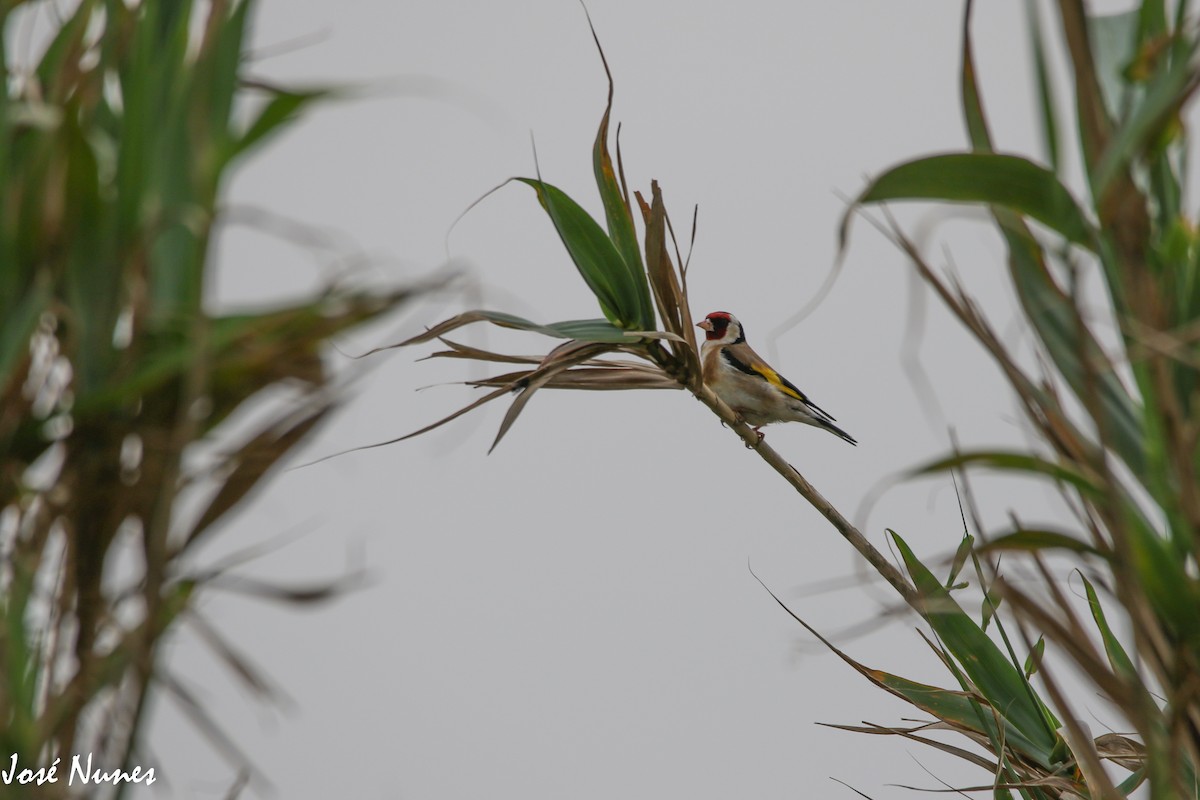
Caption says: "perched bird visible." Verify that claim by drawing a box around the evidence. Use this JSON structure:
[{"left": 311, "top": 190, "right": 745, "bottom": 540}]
[{"left": 697, "top": 311, "right": 856, "bottom": 445}]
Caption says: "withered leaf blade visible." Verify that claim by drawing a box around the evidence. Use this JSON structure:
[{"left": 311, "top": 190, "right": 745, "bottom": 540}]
[
  {"left": 818, "top": 721, "right": 998, "bottom": 772},
  {"left": 620, "top": 329, "right": 686, "bottom": 342},
  {"left": 298, "top": 384, "right": 515, "bottom": 467},
  {"left": 424, "top": 337, "right": 544, "bottom": 365},
  {"left": 641, "top": 183, "right": 679, "bottom": 336},
  {"left": 469, "top": 365, "right": 680, "bottom": 391},
  {"left": 373, "top": 311, "right": 561, "bottom": 354},
  {"left": 640, "top": 182, "right": 700, "bottom": 382},
  {"left": 890, "top": 774, "right": 1077, "bottom": 794},
  {"left": 488, "top": 342, "right": 614, "bottom": 453},
  {"left": 361, "top": 311, "right": 635, "bottom": 359}
]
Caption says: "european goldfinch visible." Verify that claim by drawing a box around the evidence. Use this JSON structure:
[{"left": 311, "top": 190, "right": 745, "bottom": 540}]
[{"left": 697, "top": 311, "right": 857, "bottom": 445}]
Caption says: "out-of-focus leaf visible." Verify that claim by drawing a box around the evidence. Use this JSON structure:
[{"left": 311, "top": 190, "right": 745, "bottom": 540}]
[
  {"left": 229, "top": 85, "right": 331, "bottom": 162},
  {"left": 2, "top": 556, "right": 36, "bottom": 755},
  {"left": 957, "top": 0, "right": 1147, "bottom": 480},
  {"left": 845, "top": 153, "right": 1097, "bottom": 250},
  {"left": 1024, "top": 0, "right": 1061, "bottom": 170},
  {"left": 910, "top": 450, "right": 1103, "bottom": 498},
  {"left": 963, "top": 0, "right": 1146, "bottom": 490},
  {"left": 1137, "top": 2, "right": 1169, "bottom": 48},
  {"left": 1057, "top": 2, "right": 1116, "bottom": 172},
  {"left": 978, "top": 528, "right": 1104, "bottom": 557},
  {"left": 1003, "top": 222, "right": 1147, "bottom": 478},
  {"left": 0, "top": 0, "right": 433, "bottom": 778},
  {"left": 1123, "top": 514, "right": 1200, "bottom": 646},
  {"left": 158, "top": 670, "right": 260, "bottom": 781},
  {"left": 1088, "top": 9, "right": 1140, "bottom": 120},
  {"left": 959, "top": 0, "right": 993, "bottom": 152},
  {"left": 980, "top": 587, "right": 1003, "bottom": 631},
  {"left": 0, "top": 284, "right": 48, "bottom": 396},
  {"left": 1116, "top": 767, "right": 1147, "bottom": 794},
  {"left": 892, "top": 533, "right": 1059, "bottom": 762},
  {"left": 205, "top": 572, "right": 366, "bottom": 606},
  {"left": 1080, "top": 578, "right": 1132, "bottom": 686},
  {"left": 63, "top": 105, "right": 121, "bottom": 394},
  {"left": 1023, "top": 636, "right": 1045, "bottom": 677},
  {"left": 143, "top": 0, "right": 208, "bottom": 323},
  {"left": 946, "top": 533, "right": 974, "bottom": 588},
  {"left": 34, "top": 0, "right": 93, "bottom": 100},
  {"left": 517, "top": 178, "right": 644, "bottom": 329},
  {"left": 186, "top": 612, "right": 283, "bottom": 701},
  {"left": 202, "top": 0, "right": 251, "bottom": 149},
  {"left": 182, "top": 405, "right": 333, "bottom": 551},
  {"left": 69, "top": 286, "right": 428, "bottom": 417},
  {"left": 1092, "top": 25, "right": 1198, "bottom": 197}
]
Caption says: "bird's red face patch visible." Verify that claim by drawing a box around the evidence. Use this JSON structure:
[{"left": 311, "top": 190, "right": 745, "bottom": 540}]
[{"left": 700, "top": 311, "right": 733, "bottom": 341}]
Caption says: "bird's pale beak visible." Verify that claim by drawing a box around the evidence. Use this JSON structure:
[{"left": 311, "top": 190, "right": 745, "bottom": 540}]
[{"left": 697, "top": 319, "right": 713, "bottom": 331}]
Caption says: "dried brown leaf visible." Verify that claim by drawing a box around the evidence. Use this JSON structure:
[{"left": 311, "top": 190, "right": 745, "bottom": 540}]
[
  {"left": 488, "top": 342, "right": 613, "bottom": 452},
  {"left": 359, "top": 311, "right": 541, "bottom": 356},
  {"left": 423, "top": 338, "right": 544, "bottom": 365},
  {"left": 469, "top": 365, "right": 679, "bottom": 391},
  {"left": 819, "top": 720, "right": 998, "bottom": 772},
  {"left": 891, "top": 775, "right": 1078, "bottom": 794},
  {"left": 297, "top": 384, "right": 514, "bottom": 467},
  {"left": 183, "top": 404, "right": 333, "bottom": 552},
  {"left": 641, "top": 185, "right": 682, "bottom": 336},
  {"left": 637, "top": 182, "right": 700, "bottom": 384}
]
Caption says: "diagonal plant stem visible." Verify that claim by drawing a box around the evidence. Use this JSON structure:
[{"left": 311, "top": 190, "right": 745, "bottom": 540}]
[
  {"left": 672, "top": 352, "right": 919, "bottom": 608},
  {"left": 633, "top": 184, "right": 917, "bottom": 607}
]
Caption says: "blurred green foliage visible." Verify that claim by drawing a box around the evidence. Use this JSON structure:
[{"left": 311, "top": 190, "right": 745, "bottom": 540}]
[
  {"left": 0, "top": 2, "right": 422, "bottom": 796},
  {"left": 831, "top": 1, "right": 1200, "bottom": 796}
]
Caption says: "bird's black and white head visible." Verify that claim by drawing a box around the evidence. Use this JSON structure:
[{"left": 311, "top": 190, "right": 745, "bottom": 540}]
[{"left": 697, "top": 311, "right": 745, "bottom": 345}]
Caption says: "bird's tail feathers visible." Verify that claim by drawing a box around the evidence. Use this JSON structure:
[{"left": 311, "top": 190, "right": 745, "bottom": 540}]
[{"left": 819, "top": 418, "right": 857, "bottom": 446}]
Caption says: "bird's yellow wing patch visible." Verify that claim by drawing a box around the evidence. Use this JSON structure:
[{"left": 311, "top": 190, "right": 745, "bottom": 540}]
[
  {"left": 720, "top": 348, "right": 808, "bottom": 402},
  {"left": 750, "top": 363, "right": 808, "bottom": 403},
  {"left": 721, "top": 347, "right": 840, "bottom": 424}
]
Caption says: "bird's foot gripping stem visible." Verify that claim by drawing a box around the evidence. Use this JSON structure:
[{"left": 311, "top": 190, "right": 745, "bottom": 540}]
[{"left": 744, "top": 425, "right": 765, "bottom": 449}]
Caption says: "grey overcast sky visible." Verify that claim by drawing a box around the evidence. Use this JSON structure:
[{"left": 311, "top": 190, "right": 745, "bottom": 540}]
[{"left": 136, "top": 1, "right": 1131, "bottom": 798}]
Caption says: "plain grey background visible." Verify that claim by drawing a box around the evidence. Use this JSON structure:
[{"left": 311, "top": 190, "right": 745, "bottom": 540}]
[{"left": 123, "top": 1, "right": 1136, "bottom": 797}]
